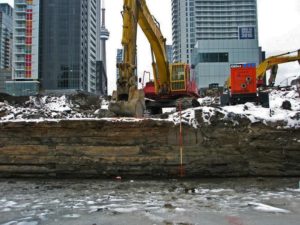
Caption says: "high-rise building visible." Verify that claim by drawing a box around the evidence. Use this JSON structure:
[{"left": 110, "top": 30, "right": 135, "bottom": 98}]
[
  {"left": 0, "top": 4, "right": 13, "bottom": 70},
  {"left": 39, "top": 0, "right": 101, "bottom": 94},
  {"left": 166, "top": 45, "right": 173, "bottom": 63},
  {"left": 7, "top": 0, "right": 102, "bottom": 96},
  {"left": 100, "top": 1, "right": 109, "bottom": 74},
  {"left": 6, "top": 0, "right": 40, "bottom": 96},
  {"left": 96, "top": 0, "right": 109, "bottom": 96},
  {"left": 0, "top": 3, "right": 13, "bottom": 17},
  {"left": 12, "top": 0, "right": 39, "bottom": 80},
  {"left": 0, "top": 69, "right": 11, "bottom": 93},
  {"left": 116, "top": 49, "right": 123, "bottom": 79},
  {"left": 172, "top": 0, "right": 261, "bottom": 88}
]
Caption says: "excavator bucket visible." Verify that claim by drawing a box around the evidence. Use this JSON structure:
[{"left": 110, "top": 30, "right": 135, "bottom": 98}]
[{"left": 109, "top": 89, "right": 146, "bottom": 117}]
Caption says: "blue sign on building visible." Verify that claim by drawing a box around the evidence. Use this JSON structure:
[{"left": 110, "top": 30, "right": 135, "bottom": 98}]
[{"left": 239, "top": 27, "right": 255, "bottom": 39}]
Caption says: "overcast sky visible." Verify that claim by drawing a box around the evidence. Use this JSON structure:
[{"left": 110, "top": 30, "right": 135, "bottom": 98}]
[{"left": 1, "top": 0, "right": 299, "bottom": 92}]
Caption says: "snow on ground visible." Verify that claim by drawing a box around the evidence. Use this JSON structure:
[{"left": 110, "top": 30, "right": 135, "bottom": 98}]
[
  {"left": 167, "top": 87, "right": 300, "bottom": 129},
  {"left": 0, "top": 95, "right": 106, "bottom": 121},
  {"left": 248, "top": 202, "right": 290, "bottom": 213},
  {"left": 0, "top": 87, "right": 299, "bottom": 129}
]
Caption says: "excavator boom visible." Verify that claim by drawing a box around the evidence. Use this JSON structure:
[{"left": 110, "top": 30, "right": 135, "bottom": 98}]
[{"left": 257, "top": 49, "right": 300, "bottom": 86}]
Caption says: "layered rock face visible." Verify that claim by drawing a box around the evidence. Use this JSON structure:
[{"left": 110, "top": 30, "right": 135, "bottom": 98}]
[{"left": 0, "top": 117, "right": 299, "bottom": 178}]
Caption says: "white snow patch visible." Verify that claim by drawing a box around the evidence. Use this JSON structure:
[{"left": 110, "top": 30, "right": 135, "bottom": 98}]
[
  {"left": 162, "top": 107, "right": 176, "bottom": 114},
  {"left": 248, "top": 202, "right": 290, "bottom": 213},
  {"left": 62, "top": 214, "right": 81, "bottom": 218},
  {"left": 168, "top": 108, "right": 199, "bottom": 128},
  {"left": 12, "top": 203, "right": 31, "bottom": 208},
  {"left": 0, "top": 221, "right": 17, "bottom": 225},
  {"left": 16, "top": 222, "right": 38, "bottom": 225},
  {"left": 0, "top": 208, "right": 11, "bottom": 212},
  {"left": 286, "top": 188, "right": 300, "bottom": 192},
  {"left": 3, "top": 201, "right": 17, "bottom": 207},
  {"left": 49, "top": 199, "right": 60, "bottom": 204},
  {"left": 112, "top": 207, "right": 138, "bottom": 213},
  {"left": 100, "top": 99, "right": 109, "bottom": 110},
  {"left": 175, "top": 207, "right": 186, "bottom": 212},
  {"left": 37, "top": 213, "right": 48, "bottom": 221},
  {"left": 86, "top": 200, "right": 96, "bottom": 205}
]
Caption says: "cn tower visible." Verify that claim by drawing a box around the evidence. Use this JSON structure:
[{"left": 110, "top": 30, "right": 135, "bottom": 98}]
[{"left": 100, "top": 0, "right": 110, "bottom": 73}]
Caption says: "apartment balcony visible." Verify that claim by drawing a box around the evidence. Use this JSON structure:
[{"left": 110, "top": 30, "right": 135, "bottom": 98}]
[
  {"left": 196, "top": 2, "right": 255, "bottom": 7},
  {"left": 15, "top": 58, "right": 25, "bottom": 63},
  {"left": 194, "top": 7, "right": 255, "bottom": 12},
  {"left": 14, "top": 41, "right": 25, "bottom": 46},
  {"left": 15, "top": 8, "right": 26, "bottom": 13},
  {"left": 15, "top": 26, "right": 26, "bottom": 30},
  {"left": 15, "top": 0, "right": 27, "bottom": 4},
  {"left": 14, "top": 67, "right": 25, "bottom": 71},
  {"left": 15, "top": 33, "right": 26, "bottom": 38},
  {"left": 15, "top": 16, "right": 26, "bottom": 21},
  {"left": 15, "top": 51, "right": 26, "bottom": 55},
  {"left": 195, "top": 13, "right": 256, "bottom": 19}
]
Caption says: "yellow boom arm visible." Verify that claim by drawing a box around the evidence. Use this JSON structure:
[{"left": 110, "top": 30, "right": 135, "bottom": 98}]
[
  {"left": 117, "top": 0, "right": 170, "bottom": 99},
  {"left": 257, "top": 50, "right": 300, "bottom": 86}
]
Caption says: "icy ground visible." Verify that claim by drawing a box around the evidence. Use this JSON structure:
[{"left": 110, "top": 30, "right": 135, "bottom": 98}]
[
  {"left": 0, "top": 87, "right": 299, "bottom": 129},
  {"left": 0, "top": 178, "right": 300, "bottom": 225}
]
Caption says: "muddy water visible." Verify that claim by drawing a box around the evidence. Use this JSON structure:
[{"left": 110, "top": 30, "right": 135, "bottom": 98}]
[{"left": 0, "top": 178, "right": 300, "bottom": 225}]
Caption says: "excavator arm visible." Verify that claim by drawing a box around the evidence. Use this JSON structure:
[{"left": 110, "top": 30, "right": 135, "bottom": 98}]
[
  {"left": 137, "top": 0, "right": 170, "bottom": 93},
  {"left": 110, "top": 0, "right": 198, "bottom": 116},
  {"left": 118, "top": 0, "right": 170, "bottom": 95},
  {"left": 116, "top": 0, "right": 139, "bottom": 100},
  {"left": 257, "top": 50, "right": 300, "bottom": 86},
  {"left": 110, "top": 0, "right": 171, "bottom": 116}
]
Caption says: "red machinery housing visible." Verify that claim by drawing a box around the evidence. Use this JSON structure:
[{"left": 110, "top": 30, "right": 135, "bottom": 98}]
[
  {"left": 143, "top": 64, "right": 200, "bottom": 113},
  {"left": 221, "top": 63, "right": 269, "bottom": 107},
  {"left": 230, "top": 63, "right": 256, "bottom": 95}
]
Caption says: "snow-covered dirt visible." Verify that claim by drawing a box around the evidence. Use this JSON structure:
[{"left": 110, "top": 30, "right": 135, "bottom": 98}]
[
  {"left": 0, "top": 87, "right": 299, "bottom": 129},
  {"left": 169, "top": 87, "right": 300, "bottom": 129}
]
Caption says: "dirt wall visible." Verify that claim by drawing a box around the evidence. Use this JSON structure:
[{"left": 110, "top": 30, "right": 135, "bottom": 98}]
[{"left": 0, "top": 118, "right": 299, "bottom": 178}]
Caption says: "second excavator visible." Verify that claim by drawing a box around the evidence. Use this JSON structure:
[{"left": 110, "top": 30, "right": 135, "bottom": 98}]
[
  {"left": 221, "top": 49, "right": 300, "bottom": 106},
  {"left": 109, "top": 0, "right": 199, "bottom": 117}
]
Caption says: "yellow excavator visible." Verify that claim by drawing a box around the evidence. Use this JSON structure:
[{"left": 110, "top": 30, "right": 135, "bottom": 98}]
[
  {"left": 109, "top": 0, "right": 199, "bottom": 117},
  {"left": 256, "top": 49, "right": 300, "bottom": 87}
]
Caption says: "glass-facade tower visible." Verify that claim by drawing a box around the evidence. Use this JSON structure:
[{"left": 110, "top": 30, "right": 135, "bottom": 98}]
[
  {"left": 39, "top": 0, "right": 100, "bottom": 93},
  {"left": 12, "top": 0, "right": 40, "bottom": 80},
  {"left": 172, "top": 0, "right": 261, "bottom": 88},
  {"left": 0, "top": 3, "right": 13, "bottom": 69},
  {"left": 172, "top": 0, "right": 259, "bottom": 63}
]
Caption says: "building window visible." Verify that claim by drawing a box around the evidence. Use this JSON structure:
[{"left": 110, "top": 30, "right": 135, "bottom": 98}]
[{"left": 198, "top": 53, "right": 229, "bottom": 63}]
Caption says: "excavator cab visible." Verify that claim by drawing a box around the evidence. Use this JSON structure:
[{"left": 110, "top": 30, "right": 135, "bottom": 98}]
[{"left": 170, "top": 63, "right": 188, "bottom": 93}]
